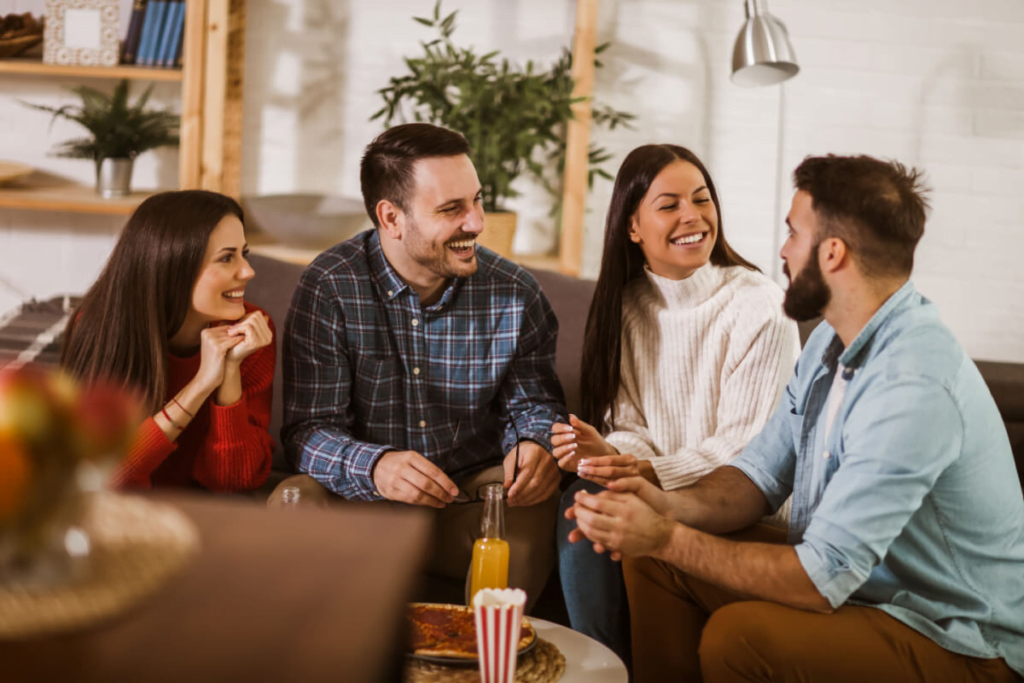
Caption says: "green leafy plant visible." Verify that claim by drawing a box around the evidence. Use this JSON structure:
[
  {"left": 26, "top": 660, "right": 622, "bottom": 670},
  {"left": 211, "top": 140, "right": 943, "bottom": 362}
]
[
  {"left": 372, "top": 1, "right": 634, "bottom": 214},
  {"left": 22, "top": 79, "right": 179, "bottom": 171}
]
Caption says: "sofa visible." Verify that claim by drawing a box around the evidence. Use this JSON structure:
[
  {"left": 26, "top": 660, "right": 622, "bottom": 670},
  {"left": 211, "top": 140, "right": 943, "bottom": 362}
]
[{"left": 248, "top": 251, "right": 1024, "bottom": 494}]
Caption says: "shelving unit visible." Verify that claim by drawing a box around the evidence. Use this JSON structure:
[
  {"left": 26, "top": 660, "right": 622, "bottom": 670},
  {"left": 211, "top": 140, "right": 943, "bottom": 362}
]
[
  {"left": 0, "top": 0, "right": 245, "bottom": 215},
  {"left": 0, "top": 57, "right": 183, "bottom": 81}
]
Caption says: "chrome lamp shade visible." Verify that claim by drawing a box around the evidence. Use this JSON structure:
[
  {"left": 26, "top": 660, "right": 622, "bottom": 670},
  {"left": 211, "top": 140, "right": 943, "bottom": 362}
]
[{"left": 731, "top": 0, "right": 799, "bottom": 87}]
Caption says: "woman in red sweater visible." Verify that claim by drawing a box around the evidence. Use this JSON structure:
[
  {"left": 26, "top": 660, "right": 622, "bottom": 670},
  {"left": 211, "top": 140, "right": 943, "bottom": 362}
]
[{"left": 61, "top": 190, "right": 274, "bottom": 492}]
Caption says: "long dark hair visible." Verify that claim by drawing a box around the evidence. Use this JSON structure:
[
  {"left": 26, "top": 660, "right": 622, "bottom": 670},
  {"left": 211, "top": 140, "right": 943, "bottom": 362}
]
[
  {"left": 579, "top": 144, "right": 759, "bottom": 429},
  {"left": 61, "top": 190, "right": 244, "bottom": 413}
]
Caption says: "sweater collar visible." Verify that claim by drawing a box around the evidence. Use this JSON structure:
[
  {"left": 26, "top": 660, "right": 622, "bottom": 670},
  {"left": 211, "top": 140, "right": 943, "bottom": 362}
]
[{"left": 644, "top": 263, "right": 721, "bottom": 308}]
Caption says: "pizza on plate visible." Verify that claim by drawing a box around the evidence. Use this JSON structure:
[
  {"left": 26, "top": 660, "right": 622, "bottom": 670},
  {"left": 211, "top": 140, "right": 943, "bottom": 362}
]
[{"left": 408, "top": 602, "right": 536, "bottom": 659}]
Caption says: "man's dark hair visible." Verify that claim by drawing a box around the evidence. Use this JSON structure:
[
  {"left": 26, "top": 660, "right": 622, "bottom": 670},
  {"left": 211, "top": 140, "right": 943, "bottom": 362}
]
[
  {"left": 359, "top": 123, "right": 470, "bottom": 227},
  {"left": 793, "top": 154, "right": 931, "bottom": 278}
]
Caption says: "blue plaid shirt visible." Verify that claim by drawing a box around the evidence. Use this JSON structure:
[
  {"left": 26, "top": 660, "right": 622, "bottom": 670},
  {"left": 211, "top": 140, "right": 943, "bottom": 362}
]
[{"left": 282, "top": 229, "right": 567, "bottom": 501}]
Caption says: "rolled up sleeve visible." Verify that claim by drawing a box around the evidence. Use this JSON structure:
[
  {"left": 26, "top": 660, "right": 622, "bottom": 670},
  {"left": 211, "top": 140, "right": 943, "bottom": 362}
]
[{"left": 794, "top": 375, "right": 962, "bottom": 608}]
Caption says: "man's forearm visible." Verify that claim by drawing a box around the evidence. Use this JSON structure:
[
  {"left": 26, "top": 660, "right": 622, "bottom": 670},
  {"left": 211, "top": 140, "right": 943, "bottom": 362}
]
[
  {"left": 654, "top": 523, "right": 832, "bottom": 613},
  {"left": 668, "top": 466, "right": 773, "bottom": 534}
]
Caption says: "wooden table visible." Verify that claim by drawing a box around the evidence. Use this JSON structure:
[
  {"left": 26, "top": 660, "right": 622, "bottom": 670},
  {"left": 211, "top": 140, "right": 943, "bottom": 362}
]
[{"left": 1, "top": 493, "right": 433, "bottom": 683}]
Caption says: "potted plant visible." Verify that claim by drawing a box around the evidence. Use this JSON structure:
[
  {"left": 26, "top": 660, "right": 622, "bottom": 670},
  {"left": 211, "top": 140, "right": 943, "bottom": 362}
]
[
  {"left": 23, "top": 79, "right": 179, "bottom": 198},
  {"left": 372, "top": 1, "right": 634, "bottom": 256}
]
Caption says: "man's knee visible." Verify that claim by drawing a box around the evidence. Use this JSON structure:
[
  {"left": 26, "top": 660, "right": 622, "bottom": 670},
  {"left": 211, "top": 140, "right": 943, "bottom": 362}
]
[{"left": 699, "top": 602, "right": 781, "bottom": 675}]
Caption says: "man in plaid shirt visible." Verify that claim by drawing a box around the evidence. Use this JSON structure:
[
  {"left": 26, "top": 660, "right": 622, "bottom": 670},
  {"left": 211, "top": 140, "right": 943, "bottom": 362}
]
[{"left": 279, "top": 123, "right": 567, "bottom": 606}]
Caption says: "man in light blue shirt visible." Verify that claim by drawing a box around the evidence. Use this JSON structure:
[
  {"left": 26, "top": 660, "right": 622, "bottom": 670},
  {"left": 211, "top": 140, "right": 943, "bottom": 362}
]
[{"left": 568, "top": 154, "right": 1023, "bottom": 683}]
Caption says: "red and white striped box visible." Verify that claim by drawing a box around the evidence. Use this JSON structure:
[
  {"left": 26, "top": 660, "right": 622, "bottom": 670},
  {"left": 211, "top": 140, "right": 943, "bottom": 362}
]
[{"left": 472, "top": 588, "right": 527, "bottom": 683}]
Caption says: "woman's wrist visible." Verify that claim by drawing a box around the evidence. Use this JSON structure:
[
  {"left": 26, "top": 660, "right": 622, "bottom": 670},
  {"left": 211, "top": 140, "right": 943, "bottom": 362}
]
[{"left": 215, "top": 363, "right": 243, "bottom": 406}]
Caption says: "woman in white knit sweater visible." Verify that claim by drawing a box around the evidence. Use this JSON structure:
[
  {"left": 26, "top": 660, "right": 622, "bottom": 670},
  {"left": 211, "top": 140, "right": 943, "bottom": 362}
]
[{"left": 552, "top": 144, "right": 799, "bottom": 664}]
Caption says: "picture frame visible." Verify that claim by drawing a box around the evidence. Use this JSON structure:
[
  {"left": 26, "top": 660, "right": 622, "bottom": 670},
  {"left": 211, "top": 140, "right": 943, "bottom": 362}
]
[{"left": 43, "top": 0, "right": 120, "bottom": 67}]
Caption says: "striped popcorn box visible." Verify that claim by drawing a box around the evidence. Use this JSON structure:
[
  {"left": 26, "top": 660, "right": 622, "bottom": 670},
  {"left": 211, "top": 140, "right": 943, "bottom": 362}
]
[{"left": 473, "top": 587, "right": 527, "bottom": 683}]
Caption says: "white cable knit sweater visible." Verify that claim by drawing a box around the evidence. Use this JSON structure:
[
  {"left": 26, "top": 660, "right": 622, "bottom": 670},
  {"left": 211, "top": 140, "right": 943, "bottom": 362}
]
[{"left": 603, "top": 263, "right": 799, "bottom": 525}]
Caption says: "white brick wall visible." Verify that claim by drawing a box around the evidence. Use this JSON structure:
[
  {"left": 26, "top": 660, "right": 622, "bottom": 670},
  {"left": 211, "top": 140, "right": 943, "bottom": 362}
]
[{"left": 1, "top": 0, "right": 1022, "bottom": 362}]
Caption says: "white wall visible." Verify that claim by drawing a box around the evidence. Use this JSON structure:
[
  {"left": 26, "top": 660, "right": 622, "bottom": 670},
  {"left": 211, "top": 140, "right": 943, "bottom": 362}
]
[{"left": 1, "top": 0, "right": 1023, "bottom": 362}]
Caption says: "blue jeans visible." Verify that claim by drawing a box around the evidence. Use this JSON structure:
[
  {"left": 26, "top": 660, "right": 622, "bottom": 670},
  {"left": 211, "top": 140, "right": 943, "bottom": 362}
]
[{"left": 557, "top": 477, "right": 631, "bottom": 668}]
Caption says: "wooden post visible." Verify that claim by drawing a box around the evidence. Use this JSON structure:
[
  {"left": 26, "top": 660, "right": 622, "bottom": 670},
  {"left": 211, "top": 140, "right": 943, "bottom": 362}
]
[
  {"left": 221, "top": 0, "right": 247, "bottom": 199},
  {"left": 179, "top": 0, "right": 207, "bottom": 189},
  {"left": 558, "top": 0, "right": 599, "bottom": 277},
  {"left": 200, "top": 0, "right": 229, "bottom": 192}
]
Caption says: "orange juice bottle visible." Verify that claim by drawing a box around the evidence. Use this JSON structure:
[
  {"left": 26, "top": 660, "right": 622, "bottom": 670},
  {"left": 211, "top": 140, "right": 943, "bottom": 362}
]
[{"left": 469, "top": 483, "right": 509, "bottom": 603}]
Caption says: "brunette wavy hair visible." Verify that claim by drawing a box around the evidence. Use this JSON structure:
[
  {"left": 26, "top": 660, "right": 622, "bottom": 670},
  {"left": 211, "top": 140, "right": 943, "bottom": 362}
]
[
  {"left": 61, "top": 190, "right": 243, "bottom": 413},
  {"left": 579, "top": 144, "right": 759, "bottom": 429}
]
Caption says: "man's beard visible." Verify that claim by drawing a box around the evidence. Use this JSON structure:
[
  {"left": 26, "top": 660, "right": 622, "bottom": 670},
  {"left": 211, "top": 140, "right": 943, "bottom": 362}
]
[
  {"left": 783, "top": 243, "right": 831, "bottom": 322},
  {"left": 405, "top": 217, "right": 478, "bottom": 279}
]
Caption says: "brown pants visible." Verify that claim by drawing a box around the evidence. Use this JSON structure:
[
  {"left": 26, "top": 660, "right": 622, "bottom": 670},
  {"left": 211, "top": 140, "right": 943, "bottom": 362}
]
[
  {"left": 623, "top": 525, "right": 1017, "bottom": 683},
  {"left": 271, "top": 466, "right": 557, "bottom": 612}
]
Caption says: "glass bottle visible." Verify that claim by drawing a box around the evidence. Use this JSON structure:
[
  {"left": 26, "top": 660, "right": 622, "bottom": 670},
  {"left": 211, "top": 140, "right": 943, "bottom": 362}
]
[
  {"left": 280, "top": 486, "right": 301, "bottom": 508},
  {"left": 468, "top": 483, "right": 510, "bottom": 604}
]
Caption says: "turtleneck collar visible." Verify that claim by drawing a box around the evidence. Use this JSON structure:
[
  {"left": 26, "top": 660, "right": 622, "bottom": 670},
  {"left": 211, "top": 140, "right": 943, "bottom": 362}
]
[{"left": 644, "top": 263, "right": 722, "bottom": 308}]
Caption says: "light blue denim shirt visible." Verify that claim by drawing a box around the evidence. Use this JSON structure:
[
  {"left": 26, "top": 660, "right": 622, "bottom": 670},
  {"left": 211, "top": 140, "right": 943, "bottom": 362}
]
[{"left": 732, "top": 281, "right": 1024, "bottom": 674}]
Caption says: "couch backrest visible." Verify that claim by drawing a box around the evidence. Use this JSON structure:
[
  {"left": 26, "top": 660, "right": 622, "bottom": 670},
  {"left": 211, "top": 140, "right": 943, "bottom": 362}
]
[
  {"left": 247, "top": 254, "right": 306, "bottom": 470},
  {"left": 248, "top": 255, "right": 1021, "bottom": 489}
]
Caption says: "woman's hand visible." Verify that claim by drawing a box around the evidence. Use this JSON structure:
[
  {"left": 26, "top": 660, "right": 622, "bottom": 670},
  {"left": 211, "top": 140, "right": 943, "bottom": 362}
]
[
  {"left": 225, "top": 311, "right": 273, "bottom": 365},
  {"left": 193, "top": 326, "right": 244, "bottom": 394},
  {"left": 550, "top": 414, "right": 617, "bottom": 472},
  {"left": 578, "top": 453, "right": 661, "bottom": 487}
]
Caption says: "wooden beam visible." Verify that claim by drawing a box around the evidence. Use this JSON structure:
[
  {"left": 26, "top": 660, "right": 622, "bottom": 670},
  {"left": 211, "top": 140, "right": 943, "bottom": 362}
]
[
  {"left": 179, "top": 0, "right": 207, "bottom": 189},
  {"left": 558, "top": 0, "right": 599, "bottom": 277},
  {"left": 221, "top": 0, "right": 247, "bottom": 199},
  {"left": 200, "top": 0, "right": 229, "bottom": 192}
]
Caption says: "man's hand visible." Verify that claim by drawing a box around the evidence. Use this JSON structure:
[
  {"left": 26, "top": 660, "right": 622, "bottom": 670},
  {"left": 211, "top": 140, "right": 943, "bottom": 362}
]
[
  {"left": 372, "top": 450, "right": 460, "bottom": 509},
  {"left": 567, "top": 487, "right": 676, "bottom": 560},
  {"left": 550, "top": 414, "right": 616, "bottom": 472},
  {"left": 578, "top": 453, "right": 660, "bottom": 486},
  {"left": 503, "top": 441, "right": 560, "bottom": 507}
]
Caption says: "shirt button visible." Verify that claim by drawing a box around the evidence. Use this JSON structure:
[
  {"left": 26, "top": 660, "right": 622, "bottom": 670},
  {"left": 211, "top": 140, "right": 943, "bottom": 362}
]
[
  {"left": 387, "top": 290, "right": 393, "bottom": 297},
  {"left": 411, "top": 318, "right": 419, "bottom": 327},
  {"left": 823, "top": 451, "right": 831, "bottom": 460},
  {"left": 412, "top": 367, "right": 420, "bottom": 375},
  {"left": 419, "top": 420, "right": 426, "bottom": 428}
]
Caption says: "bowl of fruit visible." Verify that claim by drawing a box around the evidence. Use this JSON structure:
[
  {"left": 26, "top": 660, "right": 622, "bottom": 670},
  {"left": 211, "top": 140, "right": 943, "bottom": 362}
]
[
  {"left": 0, "top": 365, "right": 141, "bottom": 586},
  {"left": 0, "top": 13, "right": 44, "bottom": 59}
]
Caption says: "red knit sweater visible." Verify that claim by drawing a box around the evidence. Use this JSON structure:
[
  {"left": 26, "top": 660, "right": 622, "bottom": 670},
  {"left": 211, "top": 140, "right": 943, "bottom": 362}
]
[{"left": 112, "top": 304, "right": 275, "bottom": 492}]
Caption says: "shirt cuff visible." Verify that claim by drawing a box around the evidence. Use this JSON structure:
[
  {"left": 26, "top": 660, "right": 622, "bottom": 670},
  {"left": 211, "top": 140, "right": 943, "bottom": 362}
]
[
  {"left": 208, "top": 397, "right": 250, "bottom": 443},
  {"left": 345, "top": 441, "right": 397, "bottom": 501},
  {"left": 730, "top": 454, "right": 791, "bottom": 513},
  {"left": 504, "top": 430, "right": 554, "bottom": 456},
  {"left": 794, "top": 521, "right": 871, "bottom": 609},
  {"left": 606, "top": 432, "right": 659, "bottom": 462}
]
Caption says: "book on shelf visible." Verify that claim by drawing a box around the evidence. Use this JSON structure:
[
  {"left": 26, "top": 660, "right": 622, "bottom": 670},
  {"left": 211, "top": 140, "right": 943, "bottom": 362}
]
[
  {"left": 135, "top": 1, "right": 159, "bottom": 67},
  {"left": 155, "top": 0, "right": 179, "bottom": 67},
  {"left": 161, "top": 1, "right": 186, "bottom": 67},
  {"left": 138, "top": 0, "right": 166, "bottom": 67},
  {"left": 174, "top": 2, "right": 187, "bottom": 68},
  {"left": 121, "top": 0, "right": 149, "bottom": 65}
]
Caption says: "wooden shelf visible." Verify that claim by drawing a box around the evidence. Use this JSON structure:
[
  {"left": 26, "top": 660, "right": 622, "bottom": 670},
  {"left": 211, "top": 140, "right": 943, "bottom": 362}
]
[
  {"left": 0, "top": 176, "right": 159, "bottom": 215},
  {"left": 0, "top": 58, "right": 183, "bottom": 82}
]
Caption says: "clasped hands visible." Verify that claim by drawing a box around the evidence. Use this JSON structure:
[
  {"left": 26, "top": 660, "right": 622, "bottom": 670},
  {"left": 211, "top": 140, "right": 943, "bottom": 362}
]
[{"left": 551, "top": 414, "right": 673, "bottom": 560}]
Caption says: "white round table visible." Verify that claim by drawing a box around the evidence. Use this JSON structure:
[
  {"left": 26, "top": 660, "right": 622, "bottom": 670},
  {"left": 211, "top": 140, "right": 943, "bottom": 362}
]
[{"left": 530, "top": 617, "right": 628, "bottom": 682}]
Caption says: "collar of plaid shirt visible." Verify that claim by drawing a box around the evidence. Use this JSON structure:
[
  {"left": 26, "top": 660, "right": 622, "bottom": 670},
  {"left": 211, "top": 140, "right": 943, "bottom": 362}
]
[{"left": 283, "top": 230, "right": 566, "bottom": 501}]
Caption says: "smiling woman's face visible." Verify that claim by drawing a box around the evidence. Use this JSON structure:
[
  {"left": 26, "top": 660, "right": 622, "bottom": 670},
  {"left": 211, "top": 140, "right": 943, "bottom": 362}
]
[
  {"left": 629, "top": 160, "right": 718, "bottom": 280},
  {"left": 190, "top": 214, "right": 254, "bottom": 323}
]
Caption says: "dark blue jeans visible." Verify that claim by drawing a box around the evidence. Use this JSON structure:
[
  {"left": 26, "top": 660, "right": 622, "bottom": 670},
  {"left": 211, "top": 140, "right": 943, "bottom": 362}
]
[{"left": 557, "top": 477, "right": 632, "bottom": 668}]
